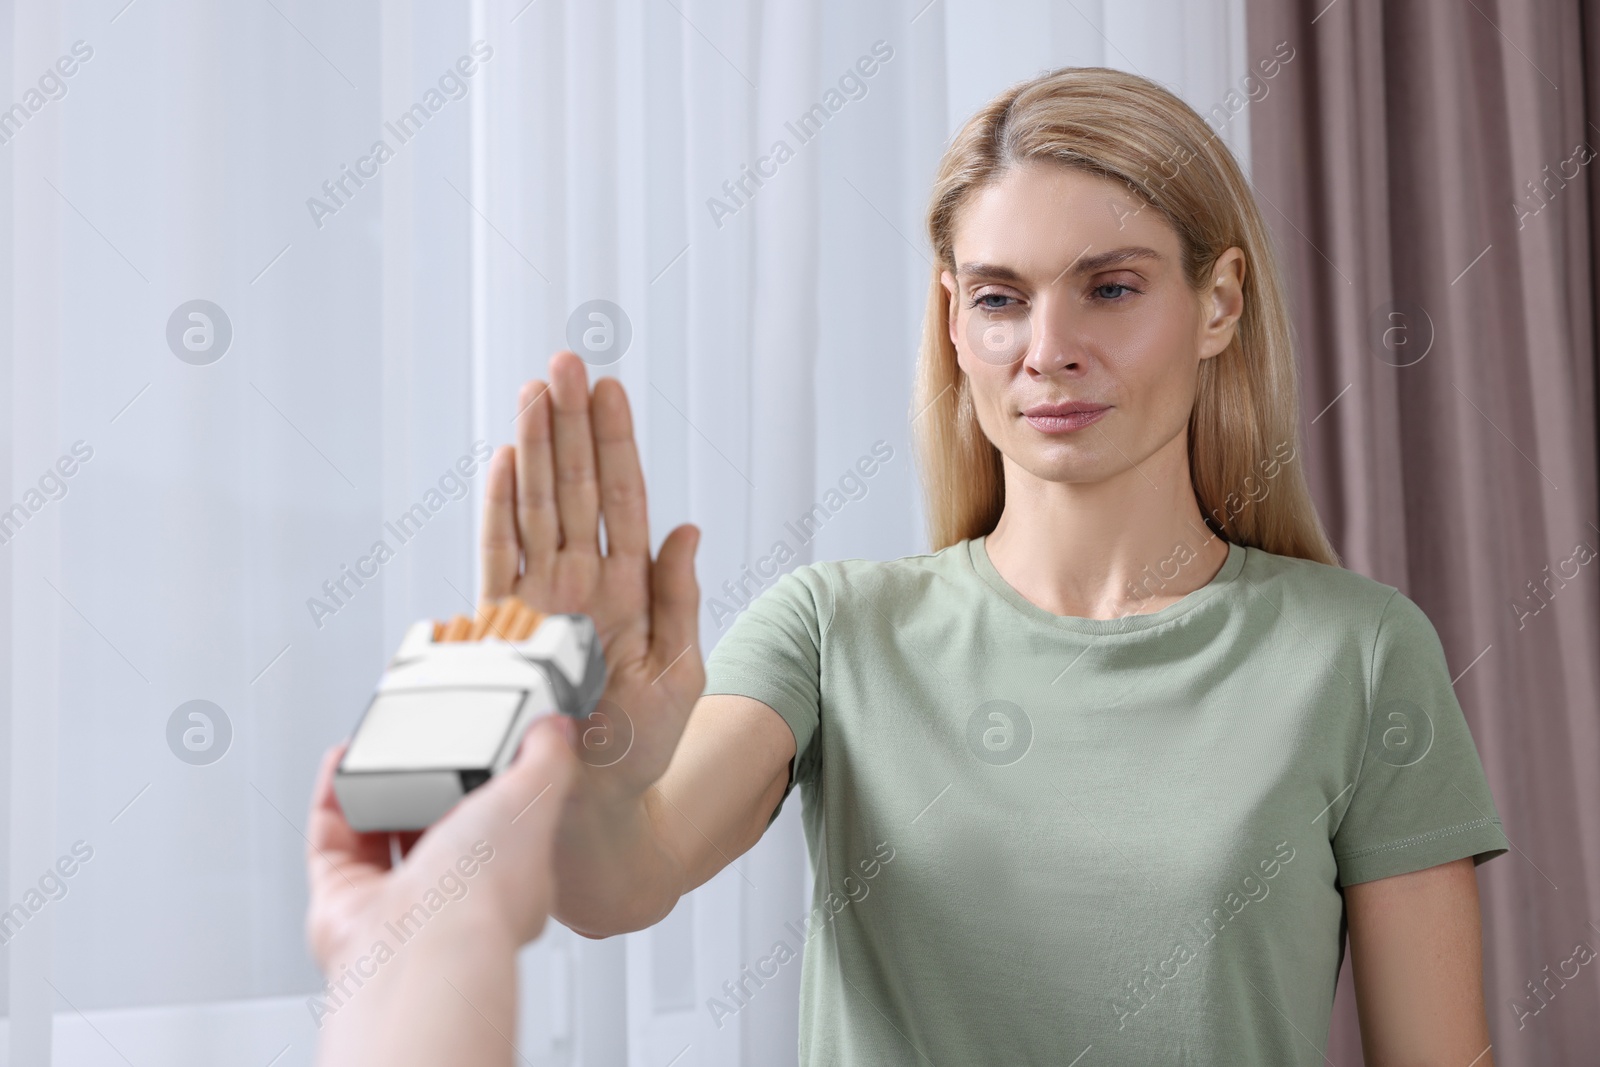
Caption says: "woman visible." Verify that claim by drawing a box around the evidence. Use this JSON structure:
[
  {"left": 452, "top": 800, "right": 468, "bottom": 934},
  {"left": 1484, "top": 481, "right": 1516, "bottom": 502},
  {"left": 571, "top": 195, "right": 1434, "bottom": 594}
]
[{"left": 317, "top": 66, "right": 1508, "bottom": 1063}]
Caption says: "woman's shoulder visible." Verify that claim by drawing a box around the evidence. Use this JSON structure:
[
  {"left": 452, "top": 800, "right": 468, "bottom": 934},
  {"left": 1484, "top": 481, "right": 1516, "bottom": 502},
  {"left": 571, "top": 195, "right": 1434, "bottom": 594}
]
[
  {"left": 754, "top": 542, "right": 975, "bottom": 627},
  {"left": 804, "top": 540, "right": 974, "bottom": 592},
  {"left": 1237, "top": 542, "right": 1415, "bottom": 630}
]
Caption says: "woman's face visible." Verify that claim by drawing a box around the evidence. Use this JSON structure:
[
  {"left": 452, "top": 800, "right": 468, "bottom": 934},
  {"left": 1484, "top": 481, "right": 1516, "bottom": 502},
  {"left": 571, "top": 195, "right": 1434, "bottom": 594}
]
[{"left": 941, "top": 161, "right": 1242, "bottom": 488}]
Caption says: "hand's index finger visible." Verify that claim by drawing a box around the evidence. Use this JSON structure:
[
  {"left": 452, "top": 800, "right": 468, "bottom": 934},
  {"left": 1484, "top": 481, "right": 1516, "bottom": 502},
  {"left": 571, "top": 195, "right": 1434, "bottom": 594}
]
[
  {"left": 306, "top": 742, "right": 389, "bottom": 884},
  {"left": 309, "top": 742, "right": 347, "bottom": 820},
  {"left": 481, "top": 446, "right": 521, "bottom": 600},
  {"left": 515, "top": 378, "right": 558, "bottom": 584}
]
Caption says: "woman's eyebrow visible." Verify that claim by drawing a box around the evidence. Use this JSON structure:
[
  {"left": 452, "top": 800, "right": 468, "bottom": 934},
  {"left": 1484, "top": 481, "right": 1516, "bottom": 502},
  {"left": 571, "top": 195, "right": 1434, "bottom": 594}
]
[
  {"left": 956, "top": 246, "right": 1163, "bottom": 284},
  {"left": 955, "top": 262, "right": 1028, "bottom": 284},
  {"left": 1072, "top": 246, "right": 1162, "bottom": 273}
]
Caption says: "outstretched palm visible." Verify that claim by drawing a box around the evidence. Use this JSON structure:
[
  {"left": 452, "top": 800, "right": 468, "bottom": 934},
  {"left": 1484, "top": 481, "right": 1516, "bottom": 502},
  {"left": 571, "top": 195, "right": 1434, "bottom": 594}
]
[{"left": 479, "top": 351, "right": 703, "bottom": 799}]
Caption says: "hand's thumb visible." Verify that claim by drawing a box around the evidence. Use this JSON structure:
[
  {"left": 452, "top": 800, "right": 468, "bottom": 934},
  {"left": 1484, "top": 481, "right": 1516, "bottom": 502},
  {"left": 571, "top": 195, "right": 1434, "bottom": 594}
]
[{"left": 487, "top": 713, "right": 578, "bottom": 831}]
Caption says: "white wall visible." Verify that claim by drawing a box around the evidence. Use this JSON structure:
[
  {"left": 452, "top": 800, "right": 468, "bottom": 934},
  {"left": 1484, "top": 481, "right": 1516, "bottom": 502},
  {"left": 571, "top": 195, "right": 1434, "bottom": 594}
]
[{"left": 0, "top": 0, "right": 1248, "bottom": 1063}]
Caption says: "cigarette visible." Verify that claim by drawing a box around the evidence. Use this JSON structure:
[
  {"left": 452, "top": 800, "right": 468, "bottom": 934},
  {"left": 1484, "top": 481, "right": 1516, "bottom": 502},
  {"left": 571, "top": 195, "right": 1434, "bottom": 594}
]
[
  {"left": 467, "top": 602, "right": 496, "bottom": 642},
  {"left": 510, "top": 599, "right": 541, "bottom": 640},
  {"left": 485, "top": 597, "right": 521, "bottom": 641},
  {"left": 502, "top": 599, "right": 528, "bottom": 640},
  {"left": 431, "top": 599, "right": 541, "bottom": 644}
]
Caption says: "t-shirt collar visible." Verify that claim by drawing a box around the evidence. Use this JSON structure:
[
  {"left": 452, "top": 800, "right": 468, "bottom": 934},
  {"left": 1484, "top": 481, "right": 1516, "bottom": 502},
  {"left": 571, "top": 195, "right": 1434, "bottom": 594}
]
[{"left": 965, "top": 534, "right": 1248, "bottom": 635}]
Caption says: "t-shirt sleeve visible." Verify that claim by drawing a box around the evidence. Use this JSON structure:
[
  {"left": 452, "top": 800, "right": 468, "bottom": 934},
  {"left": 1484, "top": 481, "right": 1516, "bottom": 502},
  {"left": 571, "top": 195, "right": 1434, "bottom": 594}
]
[
  {"left": 701, "top": 564, "right": 831, "bottom": 824},
  {"left": 1331, "top": 589, "right": 1509, "bottom": 886}
]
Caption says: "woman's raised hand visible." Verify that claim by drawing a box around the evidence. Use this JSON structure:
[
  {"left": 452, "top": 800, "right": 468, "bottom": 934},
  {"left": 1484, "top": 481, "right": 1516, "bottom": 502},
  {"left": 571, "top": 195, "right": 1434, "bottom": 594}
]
[{"left": 480, "top": 351, "right": 704, "bottom": 801}]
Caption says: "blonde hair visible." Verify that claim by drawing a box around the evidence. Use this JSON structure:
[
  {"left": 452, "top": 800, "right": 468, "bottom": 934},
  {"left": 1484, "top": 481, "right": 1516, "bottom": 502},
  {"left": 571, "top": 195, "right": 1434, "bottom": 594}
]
[{"left": 914, "top": 66, "right": 1338, "bottom": 565}]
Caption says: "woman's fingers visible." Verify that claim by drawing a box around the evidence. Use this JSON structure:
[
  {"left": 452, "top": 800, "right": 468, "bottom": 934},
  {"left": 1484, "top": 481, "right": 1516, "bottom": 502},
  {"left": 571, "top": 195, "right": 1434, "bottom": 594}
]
[
  {"left": 548, "top": 352, "right": 602, "bottom": 554},
  {"left": 648, "top": 523, "right": 702, "bottom": 678},
  {"left": 593, "top": 377, "right": 650, "bottom": 560},
  {"left": 480, "top": 446, "right": 520, "bottom": 600},
  {"left": 515, "top": 379, "right": 558, "bottom": 588}
]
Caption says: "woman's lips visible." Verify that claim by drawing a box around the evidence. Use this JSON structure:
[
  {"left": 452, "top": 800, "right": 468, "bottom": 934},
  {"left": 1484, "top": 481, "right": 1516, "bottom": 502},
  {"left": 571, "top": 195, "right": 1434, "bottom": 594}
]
[{"left": 1022, "top": 404, "right": 1110, "bottom": 433}]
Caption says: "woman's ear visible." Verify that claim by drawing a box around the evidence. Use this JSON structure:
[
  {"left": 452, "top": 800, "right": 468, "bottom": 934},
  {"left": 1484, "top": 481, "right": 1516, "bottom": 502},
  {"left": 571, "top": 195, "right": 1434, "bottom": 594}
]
[
  {"left": 1199, "top": 247, "right": 1246, "bottom": 360},
  {"left": 941, "top": 269, "right": 960, "bottom": 348}
]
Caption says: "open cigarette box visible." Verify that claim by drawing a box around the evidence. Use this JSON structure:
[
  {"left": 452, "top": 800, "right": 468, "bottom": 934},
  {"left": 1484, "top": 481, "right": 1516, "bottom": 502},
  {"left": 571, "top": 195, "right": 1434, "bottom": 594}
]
[{"left": 334, "top": 607, "right": 604, "bottom": 833}]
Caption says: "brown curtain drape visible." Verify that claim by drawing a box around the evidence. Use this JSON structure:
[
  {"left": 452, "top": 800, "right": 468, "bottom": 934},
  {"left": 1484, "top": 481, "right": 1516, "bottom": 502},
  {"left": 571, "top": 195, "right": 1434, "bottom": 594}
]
[{"left": 1246, "top": 1, "right": 1600, "bottom": 1064}]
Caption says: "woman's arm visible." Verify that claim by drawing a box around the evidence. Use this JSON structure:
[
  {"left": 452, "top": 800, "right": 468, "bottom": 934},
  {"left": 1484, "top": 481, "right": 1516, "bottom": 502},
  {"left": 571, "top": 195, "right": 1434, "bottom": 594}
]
[
  {"left": 1346, "top": 857, "right": 1494, "bottom": 1066},
  {"left": 479, "top": 352, "right": 796, "bottom": 937}
]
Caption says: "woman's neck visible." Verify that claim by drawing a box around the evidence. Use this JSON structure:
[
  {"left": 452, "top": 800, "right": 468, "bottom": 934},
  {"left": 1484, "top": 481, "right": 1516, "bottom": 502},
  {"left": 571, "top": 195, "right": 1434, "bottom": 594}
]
[{"left": 983, "top": 432, "right": 1230, "bottom": 620}]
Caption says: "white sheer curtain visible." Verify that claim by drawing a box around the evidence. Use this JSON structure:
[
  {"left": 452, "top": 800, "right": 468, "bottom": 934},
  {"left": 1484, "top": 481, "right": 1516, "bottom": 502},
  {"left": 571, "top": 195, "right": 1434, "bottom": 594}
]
[{"left": 0, "top": 1, "right": 1247, "bottom": 1063}]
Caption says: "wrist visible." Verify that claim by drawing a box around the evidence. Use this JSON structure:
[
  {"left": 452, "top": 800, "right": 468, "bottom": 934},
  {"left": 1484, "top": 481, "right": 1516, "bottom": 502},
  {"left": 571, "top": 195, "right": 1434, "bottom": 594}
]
[
  {"left": 569, "top": 753, "right": 650, "bottom": 816},
  {"left": 334, "top": 874, "right": 516, "bottom": 962},
  {"left": 550, "top": 766, "right": 682, "bottom": 936}
]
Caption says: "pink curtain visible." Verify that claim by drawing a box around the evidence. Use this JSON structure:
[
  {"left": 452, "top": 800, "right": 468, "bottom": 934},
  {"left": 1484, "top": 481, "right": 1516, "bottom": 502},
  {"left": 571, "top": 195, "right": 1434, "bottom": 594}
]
[{"left": 1245, "top": 1, "right": 1600, "bottom": 1063}]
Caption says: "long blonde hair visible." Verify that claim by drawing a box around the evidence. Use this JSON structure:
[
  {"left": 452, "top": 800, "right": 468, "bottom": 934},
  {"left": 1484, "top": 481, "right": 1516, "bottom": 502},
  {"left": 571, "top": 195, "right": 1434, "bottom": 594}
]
[{"left": 914, "top": 66, "right": 1338, "bottom": 565}]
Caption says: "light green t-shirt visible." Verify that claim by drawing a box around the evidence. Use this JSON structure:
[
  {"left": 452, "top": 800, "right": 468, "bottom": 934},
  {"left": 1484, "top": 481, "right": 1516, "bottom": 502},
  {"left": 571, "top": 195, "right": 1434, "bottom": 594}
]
[{"left": 702, "top": 535, "right": 1506, "bottom": 1065}]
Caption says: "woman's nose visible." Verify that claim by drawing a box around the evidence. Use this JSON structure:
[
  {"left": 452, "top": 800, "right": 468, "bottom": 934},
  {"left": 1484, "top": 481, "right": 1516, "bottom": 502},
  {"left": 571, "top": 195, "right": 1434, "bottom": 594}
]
[{"left": 1022, "top": 298, "right": 1086, "bottom": 375}]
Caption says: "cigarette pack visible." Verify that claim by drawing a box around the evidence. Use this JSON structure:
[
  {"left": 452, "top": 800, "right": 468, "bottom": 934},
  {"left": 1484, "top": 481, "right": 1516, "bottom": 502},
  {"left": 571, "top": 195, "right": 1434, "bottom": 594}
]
[{"left": 334, "top": 612, "right": 604, "bottom": 832}]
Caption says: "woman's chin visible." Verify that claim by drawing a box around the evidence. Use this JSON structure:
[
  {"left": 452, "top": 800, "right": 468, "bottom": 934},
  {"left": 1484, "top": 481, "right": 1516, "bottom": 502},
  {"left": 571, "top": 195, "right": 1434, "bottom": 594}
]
[{"left": 1007, "top": 449, "right": 1119, "bottom": 487}]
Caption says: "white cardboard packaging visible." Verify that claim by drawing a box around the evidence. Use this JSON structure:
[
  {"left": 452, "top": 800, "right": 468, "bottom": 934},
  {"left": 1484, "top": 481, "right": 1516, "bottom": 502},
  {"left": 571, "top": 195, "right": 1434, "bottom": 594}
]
[{"left": 333, "top": 613, "right": 604, "bottom": 832}]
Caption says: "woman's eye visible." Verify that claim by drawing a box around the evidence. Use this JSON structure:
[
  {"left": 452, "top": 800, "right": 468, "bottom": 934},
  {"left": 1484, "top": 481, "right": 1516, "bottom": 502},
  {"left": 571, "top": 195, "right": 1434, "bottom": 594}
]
[
  {"left": 1093, "top": 282, "right": 1136, "bottom": 301},
  {"left": 972, "top": 293, "right": 1014, "bottom": 310}
]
